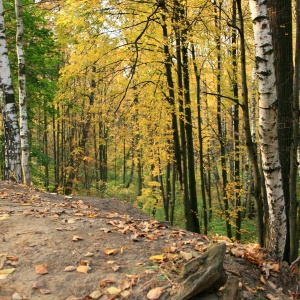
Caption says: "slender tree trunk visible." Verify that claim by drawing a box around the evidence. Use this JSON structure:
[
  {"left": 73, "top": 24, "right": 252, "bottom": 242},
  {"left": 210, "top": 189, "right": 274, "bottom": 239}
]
[
  {"left": 181, "top": 27, "right": 200, "bottom": 233},
  {"left": 214, "top": 2, "right": 232, "bottom": 238},
  {"left": 289, "top": 0, "right": 300, "bottom": 263},
  {"left": 0, "top": 0, "right": 22, "bottom": 183},
  {"left": 170, "top": 162, "right": 176, "bottom": 226},
  {"left": 43, "top": 99, "right": 49, "bottom": 190},
  {"left": 237, "top": 0, "right": 265, "bottom": 246},
  {"left": 231, "top": 0, "right": 241, "bottom": 241},
  {"left": 249, "top": 0, "right": 287, "bottom": 259},
  {"left": 15, "top": 0, "right": 31, "bottom": 186},
  {"left": 191, "top": 44, "right": 207, "bottom": 234},
  {"left": 164, "top": 161, "right": 171, "bottom": 221},
  {"left": 137, "top": 148, "right": 143, "bottom": 196}
]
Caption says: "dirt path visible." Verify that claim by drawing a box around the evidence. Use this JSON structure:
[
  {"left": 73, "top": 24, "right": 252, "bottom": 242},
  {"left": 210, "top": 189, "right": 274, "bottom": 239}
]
[{"left": 0, "top": 181, "right": 299, "bottom": 300}]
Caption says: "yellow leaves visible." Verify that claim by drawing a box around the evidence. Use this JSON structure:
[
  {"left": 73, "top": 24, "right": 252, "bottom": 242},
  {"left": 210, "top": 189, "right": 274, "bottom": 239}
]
[
  {"left": 149, "top": 254, "right": 164, "bottom": 262},
  {"left": 104, "top": 249, "right": 118, "bottom": 256},
  {"left": 0, "top": 268, "right": 15, "bottom": 279},
  {"left": 106, "top": 286, "right": 121, "bottom": 295}
]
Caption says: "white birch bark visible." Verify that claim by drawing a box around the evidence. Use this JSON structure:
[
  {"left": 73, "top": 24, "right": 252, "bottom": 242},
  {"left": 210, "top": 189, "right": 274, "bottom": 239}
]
[
  {"left": 249, "top": 0, "right": 286, "bottom": 259},
  {"left": 251, "top": 67, "right": 257, "bottom": 142},
  {"left": 16, "top": 0, "right": 31, "bottom": 185},
  {"left": 0, "top": 0, "right": 22, "bottom": 182}
]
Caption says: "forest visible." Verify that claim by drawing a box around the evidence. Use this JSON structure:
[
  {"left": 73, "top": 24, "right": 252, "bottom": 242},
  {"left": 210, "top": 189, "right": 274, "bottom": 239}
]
[{"left": 0, "top": 0, "right": 299, "bottom": 263}]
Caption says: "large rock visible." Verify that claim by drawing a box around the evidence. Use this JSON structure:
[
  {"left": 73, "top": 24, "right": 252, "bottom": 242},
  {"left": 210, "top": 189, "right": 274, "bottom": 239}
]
[{"left": 171, "top": 242, "right": 227, "bottom": 300}]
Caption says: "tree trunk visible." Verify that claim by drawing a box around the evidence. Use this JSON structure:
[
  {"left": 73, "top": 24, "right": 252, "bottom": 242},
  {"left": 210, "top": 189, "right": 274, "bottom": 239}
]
[
  {"left": 249, "top": 0, "right": 287, "bottom": 259},
  {"left": 289, "top": 0, "right": 300, "bottom": 263},
  {"left": 231, "top": 0, "right": 241, "bottom": 241},
  {"left": 237, "top": 0, "right": 265, "bottom": 246},
  {"left": 267, "top": 0, "right": 294, "bottom": 263},
  {"left": 191, "top": 43, "right": 207, "bottom": 234},
  {"left": 181, "top": 25, "right": 200, "bottom": 233},
  {"left": 15, "top": 0, "right": 31, "bottom": 186},
  {"left": 0, "top": 0, "right": 22, "bottom": 183},
  {"left": 214, "top": 2, "right": 232, "bottom": 238},
  {"left": 161, "top": 11, "right": 194, "bottom": 232}
]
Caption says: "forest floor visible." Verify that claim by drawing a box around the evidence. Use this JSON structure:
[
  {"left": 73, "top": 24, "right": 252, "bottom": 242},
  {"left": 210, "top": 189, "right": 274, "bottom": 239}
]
[{"left": 0, "top": 180, "right": 299, "bottom": 300}]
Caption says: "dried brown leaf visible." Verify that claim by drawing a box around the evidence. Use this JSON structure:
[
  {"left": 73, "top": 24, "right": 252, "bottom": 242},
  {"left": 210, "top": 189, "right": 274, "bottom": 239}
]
[
  {"left": 147, "top": 287, "right": 164, "bottom": 299},
  {"left": 99, "top": 278, "right": 116, "bottom": 287},
  {"left": 35, "top": 264, "right": 48, "bottom": 275}
]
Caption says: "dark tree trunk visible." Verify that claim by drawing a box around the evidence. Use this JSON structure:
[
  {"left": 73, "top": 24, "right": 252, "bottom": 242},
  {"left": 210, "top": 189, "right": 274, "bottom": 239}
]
[
  {"left": 191, "top": 43, "right": 207, "bottom": 234},
  {"left": 267, "top": 0, "right": 294, "bottom": 262},
  {"left": 214, "top": 3, "right": 232, "bottom": 238}
]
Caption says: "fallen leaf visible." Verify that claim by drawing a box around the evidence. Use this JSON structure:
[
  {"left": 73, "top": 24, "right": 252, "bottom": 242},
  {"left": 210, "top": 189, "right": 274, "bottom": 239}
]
[
  {"left": 40, "top": 289, "right": 51, "bottom": 295},
  {"left": 0, "top": 268, "right": 16, "bottom": 279},
  {"left": 89, "top": 290, "right": 103, "bottom": 299},
  {"left": 0, "top": 214, "right": 10, "bottom": 221},
  {"left": 125, "top": 274, "right": 139, "bottom": 285},
  {"left": 72, "top": 235, "right": 83, "bottom": 242},
  {"left": 74, "top": 213, "right": 85, "bottom": 216},
  {"left": 64, "top": 266, "right": 77, "bottom": 272},
  {"left": 163, "top": 246, "right": 177, "bottom": 253},
  {"left": 149, "top": 254, "right": 164, "bottom": 261},
  {"left": 130, "top": 233, "right": 140, "bottom": 242},
  {"left": 112, "top": 265, "right": 121, "bottom": 272},
  {"left": 147, "top": 234, "right": 157, "bottom": 241},
  {"left": 106, "top": 286, "right": 121, "bottom": 295},
  {"left": 120, "top": 290, "right": 131, "bottom": 298},
  {"left": 260, "top": 275, "right": 266, "bottom": 284},
  {"left": 180, "top": 251, "right": 193, "bottom": 261},
  {"left": 35, "top": 264, "right": 48, "bottom": 275},
  {"left": 87, "top": 213, "right": 99, "bottom": 218},
  {"left": 104, "top": 249, "right": 118, "bottom": 255},
  {"left": 147, "top": 287, "right": 164, "bottom": 299},
  {"left": 11, "top": 293, "right": 23, "bottom": 300},
  {"left": 32, "top": 279, "right": 46, "bottom": 289},
  {"left": 6, "top": 256, "right": 18, "bottom": 261},
  {"left": 99, "top": 278, "right": 116, "bottom": 287},
  {"left": 76, "top": 265, "right": 90, "bottom": 274},
  {"left": 107, "top": 260, "right": 116, "bottom": 264},
  {"left": 118, "top": 280, "right": 131, "bottom": 290}
]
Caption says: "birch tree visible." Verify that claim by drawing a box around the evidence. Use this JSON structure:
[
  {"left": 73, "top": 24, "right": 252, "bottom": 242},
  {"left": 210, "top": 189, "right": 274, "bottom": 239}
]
[
  {"left": 0, "top": 0, "right": 22, "bottom": 182},
  {"left": 249, "top": 0, "right": 286, "bottom": 259},
  {"left": 16, "top": 0, "right": 31, "bottom": 186}
]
